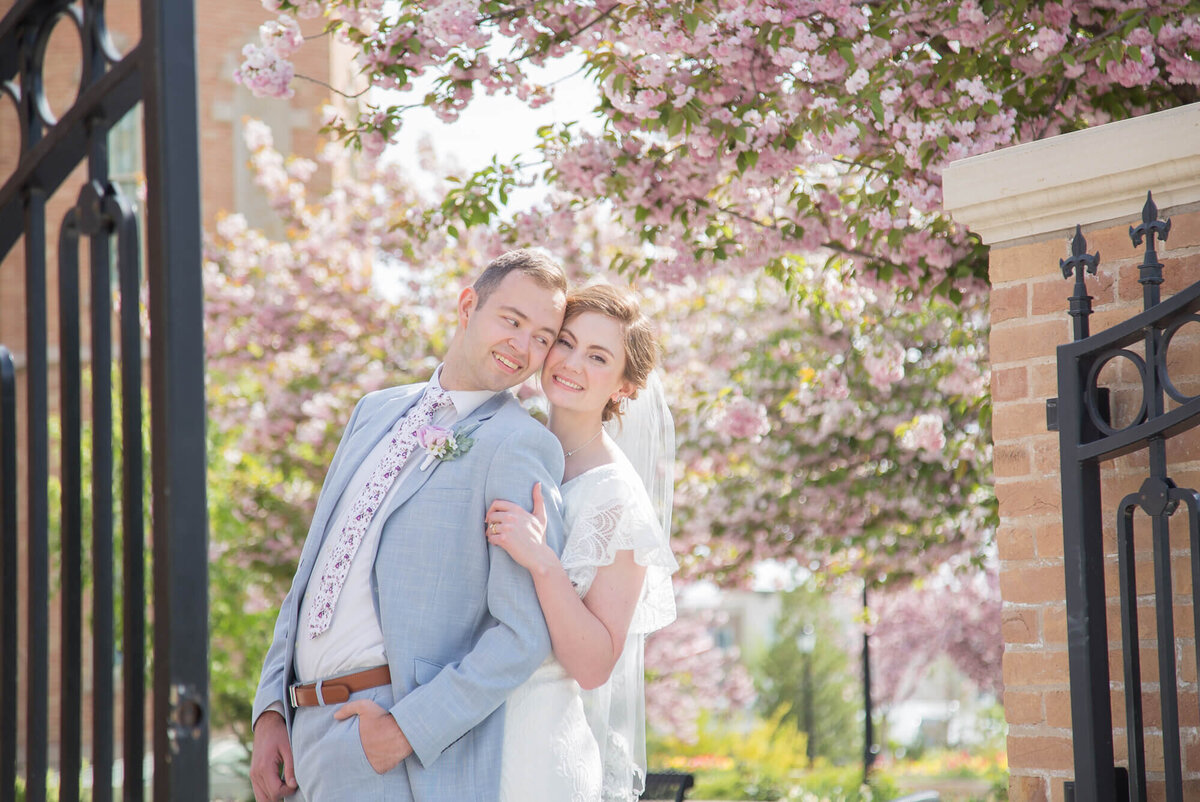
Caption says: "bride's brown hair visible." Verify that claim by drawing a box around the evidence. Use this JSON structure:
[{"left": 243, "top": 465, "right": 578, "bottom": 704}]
[{"left": 563, "top": 284, "right": 657, "bottom": 422}]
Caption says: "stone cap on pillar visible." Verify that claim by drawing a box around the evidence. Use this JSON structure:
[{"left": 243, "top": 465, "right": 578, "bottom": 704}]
[{"left": 942, "top": 102, "right": 1200, "bottom": 247}]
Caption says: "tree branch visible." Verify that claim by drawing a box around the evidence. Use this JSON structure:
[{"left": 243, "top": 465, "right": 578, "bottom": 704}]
[{"left": 296, "top": 73, "right": 371, "bottom": 99}]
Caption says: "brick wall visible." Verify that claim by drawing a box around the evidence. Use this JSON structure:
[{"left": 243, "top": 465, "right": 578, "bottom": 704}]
[{"left": 945, "top": 103, "right": 1200, "bottom": 802}]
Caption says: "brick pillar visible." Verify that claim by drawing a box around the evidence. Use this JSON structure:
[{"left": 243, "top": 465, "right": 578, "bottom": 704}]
[{"left": 945, "top": 102, "right": 1200, "bottom": 802}]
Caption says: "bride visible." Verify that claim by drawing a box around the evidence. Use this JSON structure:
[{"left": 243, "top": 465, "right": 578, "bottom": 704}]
[{"left": 484, "top": 283, "right": 678, "bottom": 801}]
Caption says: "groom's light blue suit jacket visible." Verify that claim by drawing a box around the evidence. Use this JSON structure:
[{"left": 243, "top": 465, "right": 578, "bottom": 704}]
[{"left": 252, "top": 381, "right": 566, "bottom": 801}]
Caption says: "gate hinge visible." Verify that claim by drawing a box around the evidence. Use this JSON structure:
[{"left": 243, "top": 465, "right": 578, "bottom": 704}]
[{"left": 1046, "top": 388, "right": 1110, "bottom": 433}]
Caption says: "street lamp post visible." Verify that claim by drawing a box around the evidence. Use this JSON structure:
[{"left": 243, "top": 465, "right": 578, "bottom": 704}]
[
  {"left": 862, "top": 584, "right": 878, "bottom": 783},
  {"left": 796, "top": 624, "right": 817, "bottom": 765}
]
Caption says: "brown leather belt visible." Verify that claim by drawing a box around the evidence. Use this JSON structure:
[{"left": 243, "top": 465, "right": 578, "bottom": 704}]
[{"left": 289, "top": 665, "right": 391, "bottom": 708}]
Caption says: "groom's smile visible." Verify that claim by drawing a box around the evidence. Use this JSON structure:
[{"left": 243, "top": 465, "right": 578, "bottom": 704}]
[{"left": 494, "top": 352, "right": 522, "bottom": 374}]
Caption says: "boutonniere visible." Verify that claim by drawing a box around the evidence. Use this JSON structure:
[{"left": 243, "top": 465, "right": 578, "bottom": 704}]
[{"left": 417, "top": 422, "right": 481, "bottom": 470}]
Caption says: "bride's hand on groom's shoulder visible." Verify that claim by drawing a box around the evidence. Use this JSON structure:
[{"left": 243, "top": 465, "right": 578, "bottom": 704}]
[{"left": 485, "top": 483, "right": 555, "bottom": 576}]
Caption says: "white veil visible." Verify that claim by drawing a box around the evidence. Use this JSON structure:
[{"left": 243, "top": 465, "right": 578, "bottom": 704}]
[
  {"left": 591, "top": 369, "right": 678, "bottom": 799},
  {"left": 606, "top": 370, "right": 675, "bottom": 543},
  {"left": 603, "top": 369, "right": 678, "bottom": 634}
]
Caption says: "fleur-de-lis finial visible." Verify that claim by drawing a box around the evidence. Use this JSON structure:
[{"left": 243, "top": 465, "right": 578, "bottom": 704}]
[
  {"left": 1130, "top": 191, "right": 1171, "bottom": 248},
  {"left": 1060, "top": 224, "right": 1099, "bottom": 280},
  {"left": 1131, "top": 191, "right": 1172, "bottom": 309},
  {"left": 1060, "top": 224, "right": 1099, "bottom": 341}
]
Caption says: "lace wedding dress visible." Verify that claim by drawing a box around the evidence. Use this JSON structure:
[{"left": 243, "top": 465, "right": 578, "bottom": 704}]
[{"left": 500, "top": 452, "right": 678, "bottom": 802}]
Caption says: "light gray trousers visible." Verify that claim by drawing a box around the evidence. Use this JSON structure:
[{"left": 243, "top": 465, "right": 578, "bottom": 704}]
[{"left": 290, "top": 685, "right": 414, "bottom": 802}]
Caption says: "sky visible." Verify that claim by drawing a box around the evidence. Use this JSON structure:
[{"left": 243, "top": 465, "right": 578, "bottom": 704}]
[{"left": 379, "top": 54, "right": 602, "bottom": 207}]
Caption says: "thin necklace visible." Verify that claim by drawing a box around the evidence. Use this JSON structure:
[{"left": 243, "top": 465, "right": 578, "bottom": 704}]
[{"left": 563, "top": 428, "right": 603, "bottom": 458}]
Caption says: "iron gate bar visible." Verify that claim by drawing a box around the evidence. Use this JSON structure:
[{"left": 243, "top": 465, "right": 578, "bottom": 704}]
[
  {"left": 1056, "top": 349, "right": 1115, "bottom": 802},
  {"left": 1, "top": 346, "right": 16, "bottom": 799},
  {"left": 1163, "top": 485, "right": 1200, "bottom": 796},
  {"left": 25, "top": 181, "right": 51, "bottom": 802},
  {"left": 85, "top": 7, "right": 123, "bottom": 789},
  {"left": 1151, "top": 482, "right": 1183, "bottom": 801},
  {"left": 1115, "top": 494, "right": 1146, "bottom": 802},
  {"left": 58, "top": 205, "right": 84, "bottom": 802},
  {"left": 113, "top": 185, "right": 146, "bottom": 802},
  {"left": 140, "top": 0, "right": 210, "bottom": 796},
  {"left": 1190, "top": 488, "right": 1200, "bottom": 710},
  {"left": 87, "top": 183, "right": 117, "bottom": 802},
  {"left": 1077, "top": 395, "right": 1200, "bottom": 462}
]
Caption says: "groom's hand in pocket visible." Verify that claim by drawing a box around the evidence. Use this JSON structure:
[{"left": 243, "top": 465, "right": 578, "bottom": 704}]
[{"left": 335, "top": 699, "right": 413, "bottom": 774}]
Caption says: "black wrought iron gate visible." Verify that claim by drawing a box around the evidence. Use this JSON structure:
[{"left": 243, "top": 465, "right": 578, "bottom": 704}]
[
  {"left": 1056, "top": 194, "right": 1200, "bottom": 802},
  {"left": 0, "top": 1, "right": 208, "bottom": 800}
]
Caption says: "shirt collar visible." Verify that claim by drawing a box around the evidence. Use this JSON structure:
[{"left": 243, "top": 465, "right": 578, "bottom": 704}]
[{"left": 430, "top": 365, "right": 497, "bottom": 421}]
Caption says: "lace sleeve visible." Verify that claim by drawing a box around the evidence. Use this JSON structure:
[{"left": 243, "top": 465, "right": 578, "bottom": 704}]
[{"left": 559, "top": 468, "right": 678, "bottom": 634}]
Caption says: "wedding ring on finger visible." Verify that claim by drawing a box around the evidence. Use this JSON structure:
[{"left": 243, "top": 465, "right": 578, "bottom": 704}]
[{"left": 488, "top": 521, "right": 499, "bottom": 534}]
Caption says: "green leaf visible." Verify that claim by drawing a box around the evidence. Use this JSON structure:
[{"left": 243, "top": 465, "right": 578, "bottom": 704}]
[{"left": 668, "top": 111, "right": 684, "bottom": 138}]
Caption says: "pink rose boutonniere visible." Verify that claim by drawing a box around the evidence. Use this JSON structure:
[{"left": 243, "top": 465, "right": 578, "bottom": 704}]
[{"left": 417, "top": 422, "right": 480, "bottom": 470}]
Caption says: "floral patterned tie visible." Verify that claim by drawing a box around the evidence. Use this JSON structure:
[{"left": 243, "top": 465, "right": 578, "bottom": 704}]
[{"left": 307, "top": 386, "right": 452, "bottom": 638}]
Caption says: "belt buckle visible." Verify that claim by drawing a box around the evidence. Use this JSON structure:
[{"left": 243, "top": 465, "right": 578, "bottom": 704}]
[{"left": 288, "top": 684, "right": 299, "bottom": 708}]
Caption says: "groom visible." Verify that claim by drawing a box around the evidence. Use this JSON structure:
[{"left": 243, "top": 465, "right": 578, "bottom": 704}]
[{"left": 249, "top": 249, "right": 569, "bottom": 802}]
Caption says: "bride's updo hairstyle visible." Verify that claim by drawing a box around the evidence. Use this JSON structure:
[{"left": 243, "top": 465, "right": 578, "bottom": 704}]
[{"left": 563, "top": 283, "right": 657, "bottom": 422}]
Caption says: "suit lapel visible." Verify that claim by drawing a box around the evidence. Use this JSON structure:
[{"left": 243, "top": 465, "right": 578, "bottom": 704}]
[{"left": 377, "top": 390, "right": 512, "bottom": 520}]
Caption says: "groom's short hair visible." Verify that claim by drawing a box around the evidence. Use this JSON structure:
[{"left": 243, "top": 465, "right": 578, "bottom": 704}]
[{"left": 473, "top": 249, "right": 567, "bottom": 309}]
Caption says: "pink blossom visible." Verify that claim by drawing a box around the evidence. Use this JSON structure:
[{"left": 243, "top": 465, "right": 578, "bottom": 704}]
[
  {"left": 360, "top": 131, "right": 387, "bottom": 159},
  {"left": 234, "top": 43, "right": 295, "bottom": 99},
  {"left": 1106, "top": 47, "right": 1160, "bottom": 88},
  {"left": 864, "top": 342, "right": 905, "bottom": 391},
  {"left": 900, "top": 413, "right": 946, "bottom": 456},
  {"left": 715, "top": 396, "right": 770, "bottom": 442},
  {"left": 260, "top": 14, "right": 303, "bottom": 58},
  {"left": 844, "top": 67, "right": 869, "bottom": 93},
  {"left": 1032, "top": 28, "right": 1068, "bottom": 61},
  {"left": 243, "top": 118, "right": 274, "bottom": 151}
]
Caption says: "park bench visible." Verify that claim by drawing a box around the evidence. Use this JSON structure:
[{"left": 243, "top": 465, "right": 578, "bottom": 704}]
[{"left": 642, "top": 770, "right": 696, "bottom": 801}]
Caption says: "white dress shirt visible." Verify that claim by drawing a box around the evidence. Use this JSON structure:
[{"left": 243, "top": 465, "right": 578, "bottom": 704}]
[{"left": 293, "top": 370, "right": 495, "bottom": 684}]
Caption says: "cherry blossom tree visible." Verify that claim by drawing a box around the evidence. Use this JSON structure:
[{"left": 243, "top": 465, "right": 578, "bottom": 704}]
[
  {"left": 869, "top": 567, "right": 1004, "bottom": 707},
  {"left": 655, "top": 269, "right": 994, "bottom": 587},
  {"left": 238, "top": 0, "right": 1200, "bottom": 299},
  {"left": 644, "top": 611, "right": 757, "bottom": 741}
]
